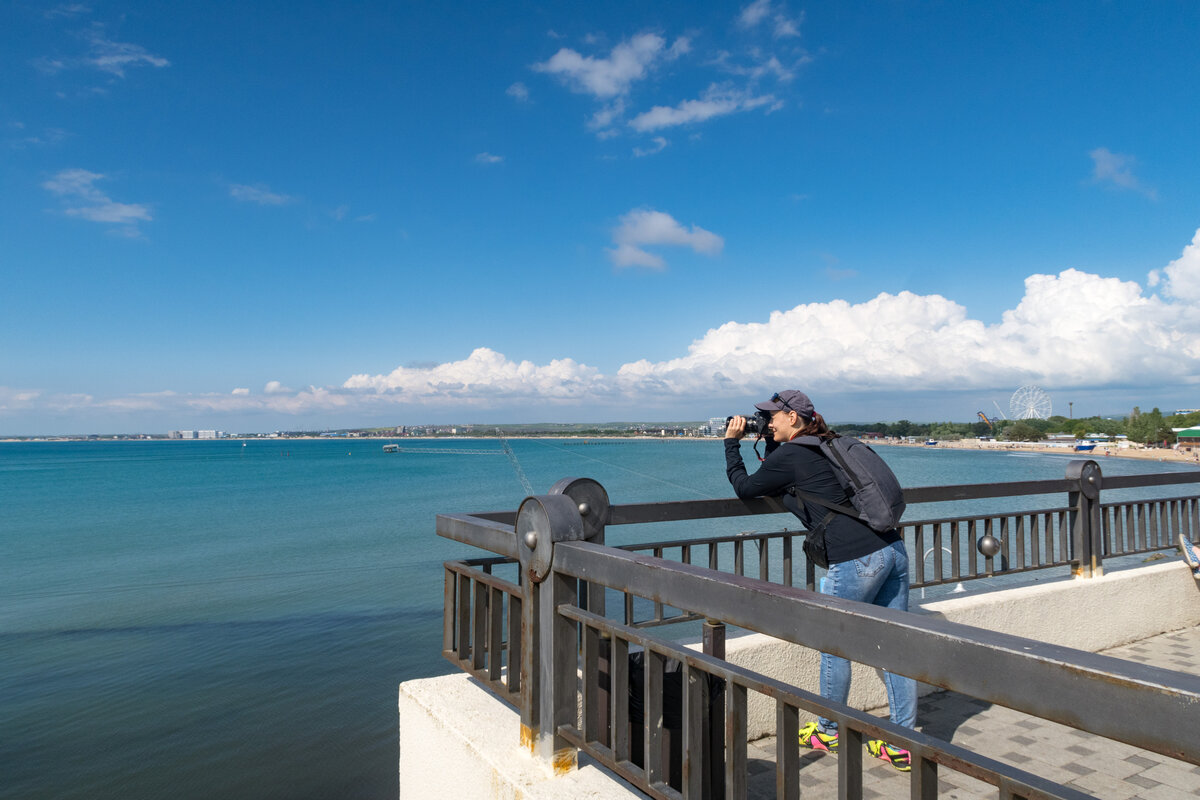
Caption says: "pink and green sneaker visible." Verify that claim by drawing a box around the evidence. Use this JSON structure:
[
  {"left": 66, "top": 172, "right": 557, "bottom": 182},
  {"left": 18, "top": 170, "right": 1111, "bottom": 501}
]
[
  {"left": 867, "top": 739, "right": 912, "bottom": 772},
  {"left": 798, "top": 721, "right": 838, "bottom": 752}
]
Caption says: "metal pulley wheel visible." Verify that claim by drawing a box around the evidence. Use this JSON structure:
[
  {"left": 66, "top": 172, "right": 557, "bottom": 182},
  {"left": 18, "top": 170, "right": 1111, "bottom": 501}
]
[
  {"left": 549, "top": 477, "right": 609, "bottom": 542},
  {"left": 516, "top": 493, "right": 585, "bottom": 583},
  {"left": 1067, "top": 459, "right": 1102, "bottom": 500}
]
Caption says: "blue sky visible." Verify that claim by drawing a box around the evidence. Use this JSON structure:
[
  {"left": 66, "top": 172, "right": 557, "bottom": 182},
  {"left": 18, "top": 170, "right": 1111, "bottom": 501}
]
[{"left": 3, "top": 1, "right": 1200, "bottom": 434}]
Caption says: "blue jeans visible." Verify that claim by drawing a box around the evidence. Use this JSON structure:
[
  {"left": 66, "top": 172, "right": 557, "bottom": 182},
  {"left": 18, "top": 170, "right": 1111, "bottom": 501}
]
[{"left": 817, "top": 540, "right": 917, "bottom": 735}]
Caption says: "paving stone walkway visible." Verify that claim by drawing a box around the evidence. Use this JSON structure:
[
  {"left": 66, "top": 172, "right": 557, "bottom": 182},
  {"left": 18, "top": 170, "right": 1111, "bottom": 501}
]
[{"left": 743, "top": 626, "right": 1200, "bottom": 799}]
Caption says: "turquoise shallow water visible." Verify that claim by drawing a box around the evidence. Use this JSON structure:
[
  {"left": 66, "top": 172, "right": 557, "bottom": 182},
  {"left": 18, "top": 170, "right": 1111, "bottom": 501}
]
[{"left": 1, "top": 438, "right": 1195, "bottom": 799}]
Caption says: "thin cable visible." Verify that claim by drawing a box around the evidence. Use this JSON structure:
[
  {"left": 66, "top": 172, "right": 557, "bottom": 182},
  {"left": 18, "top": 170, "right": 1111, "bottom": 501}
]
[{"left": 529, "top": 439, "right": 720, "bottom": 499}]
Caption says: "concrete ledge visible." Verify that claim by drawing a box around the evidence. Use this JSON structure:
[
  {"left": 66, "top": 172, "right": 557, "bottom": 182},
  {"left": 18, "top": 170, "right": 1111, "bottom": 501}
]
[
  {"left": 399, "top": 673, "right": 633, "bottom": 799},
  {"left": 915, "top": 558, "right": 1200, "bottom": 651}
]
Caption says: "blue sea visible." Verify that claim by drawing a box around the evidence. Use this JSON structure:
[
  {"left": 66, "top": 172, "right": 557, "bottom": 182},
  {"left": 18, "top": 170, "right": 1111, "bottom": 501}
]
[{"left": 2, "top": 438, "right": 1196, "bottom": 799}]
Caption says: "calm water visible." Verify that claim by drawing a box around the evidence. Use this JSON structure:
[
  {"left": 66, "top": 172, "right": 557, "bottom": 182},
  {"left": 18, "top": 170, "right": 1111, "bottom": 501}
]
[{"left": 2, "top": 438, "right": 1195, "bottom": 799}]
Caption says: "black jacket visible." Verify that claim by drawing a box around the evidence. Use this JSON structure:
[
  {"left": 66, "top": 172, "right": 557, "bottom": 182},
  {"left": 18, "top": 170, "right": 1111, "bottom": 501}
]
[{"left": 724, "top": 436, "right": 899, "bottom": 564}]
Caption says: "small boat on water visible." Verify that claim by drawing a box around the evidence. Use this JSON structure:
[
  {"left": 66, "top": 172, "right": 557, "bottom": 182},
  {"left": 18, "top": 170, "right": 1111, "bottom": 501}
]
[
  {"left": 923, "top": 439, "right": 938, "bottom": 446},
  {"left": 383, "top": 444, "right": 400, "bottom": 453},
  {"left": 1074, "top": 443, "right": 1096, "bottom": 452}
]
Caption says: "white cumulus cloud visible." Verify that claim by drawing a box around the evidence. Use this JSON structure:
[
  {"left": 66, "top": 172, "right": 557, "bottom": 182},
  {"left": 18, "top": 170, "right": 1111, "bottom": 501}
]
[
  {"left": 0, "top": 387, "right": 44, "bottom": 412},
  {"left": 629, "top": 84, "right": 779, "bottom": 132},
  {"left": 42, "top": 168, "right": 151, "bottom": 226},
  {"left": 739, "top": 0, "right": 773, "bottom": 28},
  {"left": 614, "top": 267, "right": 1197, "bottom": 399},
  {"left": 506, "top": 82, "right": 530, "bottom": 102},
  {"left": 14, "top": 228, "right": 1200, "bottom": 424},
  {"left": 342, "top": 348, "right": 606, "bottom": 402},
  {"left": 633, "top": 136, "right": 668, "bottom": 157},
  {"left": 229, "top": 183, "right": 295, "bottom": 206},
  {"left": 738, "top": 0, "right": 803, "bottom": 38},
  {"left": 608, "top": 208, "right": 724, "bottom": 269},
  {"left": 82, "top": 27, "right": 170, "bottom": 77},
  {"left": 35, "top": 24, "right": 170, "bottom": 78},
  {"left": 331, "top": 252, "right": 1200, "bottom": 415},
  {"left": 1148, "top": 228, "right": 1200, "bottom": 303},
  {"left": 533, "top": 33, "right": 688, "bottom": 99},
  {"left": 1089, "top": 147, "right": 1156, "bottom": 199}
]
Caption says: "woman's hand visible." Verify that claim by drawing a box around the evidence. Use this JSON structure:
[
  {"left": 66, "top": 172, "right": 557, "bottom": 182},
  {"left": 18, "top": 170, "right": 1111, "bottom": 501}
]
[{"left": 725, "top": 415, "right": 746, "bottom": 441}]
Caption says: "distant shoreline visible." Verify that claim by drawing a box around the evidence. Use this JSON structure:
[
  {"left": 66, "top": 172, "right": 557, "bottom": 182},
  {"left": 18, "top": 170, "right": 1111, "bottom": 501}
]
[
  {"left": 882, "top": 437, "right": 1200, "bottom": 465},
  {"left": 4, "top": 434, "right": 1198, "bottom": 465}
]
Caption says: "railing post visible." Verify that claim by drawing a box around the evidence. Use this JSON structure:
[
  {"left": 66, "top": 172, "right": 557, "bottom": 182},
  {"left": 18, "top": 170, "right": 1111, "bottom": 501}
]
[
  {"left": 701, "top": 620, "right": 726, "bottom": 798},
  {"left": 515, "top": 489, "right": 590, "bottom": 771},
  {"left": 549, "top": 478, "right": 613, "bottom": 748},
  {"left": 1067, "top": 460, "right": 1104, "bottom": 578},
  {"left": 550, "top": 477, "right": 610, "bottom": 615}
]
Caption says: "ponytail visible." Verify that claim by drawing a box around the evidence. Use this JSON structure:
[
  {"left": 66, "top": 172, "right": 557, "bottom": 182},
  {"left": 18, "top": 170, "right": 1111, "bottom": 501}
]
[{"left": 797, "top": 411, "right": 836, "bottom": 441}]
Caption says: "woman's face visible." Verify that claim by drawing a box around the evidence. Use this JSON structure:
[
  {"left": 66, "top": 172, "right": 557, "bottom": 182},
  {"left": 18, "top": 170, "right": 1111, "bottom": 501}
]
[{"left": 769, "top": 409, "right": 802, "bottom": 442}]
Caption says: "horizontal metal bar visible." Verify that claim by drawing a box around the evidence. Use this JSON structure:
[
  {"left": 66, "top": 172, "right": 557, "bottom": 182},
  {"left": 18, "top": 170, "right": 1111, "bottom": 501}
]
[
  {"left": 619, "top": 529, "right": 799, "bottom": 554},
  {"left": 1103, "top": 472, "right": 1200, "bottom": 490},
  {"left": 607, "top": 496, "right": 789, "bottom": 525},
  {"left": 903, "top": 506, "right": 1070, "bottom": 528},
  {"left": 552, "top": 541, "right": 1200, "bottom": 765},
  {"left": 1102, "top": 494, "right": 1200, "bottom": 509},
  {"left": 468, "top": 509, "right": 517, "bottom": 525},
  {"left": 455, "top": 471, "right": 1200, "bottom": 533},
  {"left": 458, "top": 554, "right": 516, "bottom": 568},
  {"left": 609, "top": 478, "right": 1080, "bottom": 522},
  {"left": 444, "top": 560, "right": 522, "bottom": 595},
  {"left": 435, "top": 512, "right": 518, "bottom": 558},
  {"left": 903, "top": 478, "right": 1074, "bottom": 504},
  {"left": 440, "top": 651, "right": 518, "bottom": 706}
]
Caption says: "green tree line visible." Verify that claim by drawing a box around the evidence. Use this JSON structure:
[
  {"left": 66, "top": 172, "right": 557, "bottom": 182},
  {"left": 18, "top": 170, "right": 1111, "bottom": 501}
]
[{"left": 840, "top": 408, "right": 1200, "bottom": 446}]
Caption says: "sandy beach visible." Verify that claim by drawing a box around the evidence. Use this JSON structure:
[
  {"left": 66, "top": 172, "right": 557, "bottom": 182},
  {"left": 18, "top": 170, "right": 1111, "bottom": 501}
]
[{"left": 888, "top": 437, "right": 1200, "bottom": 465}]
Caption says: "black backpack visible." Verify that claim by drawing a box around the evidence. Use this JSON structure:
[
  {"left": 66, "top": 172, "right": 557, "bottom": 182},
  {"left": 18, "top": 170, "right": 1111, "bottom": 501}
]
[{"left": 784, "top": 434, "right": 906, "bottom": 532}]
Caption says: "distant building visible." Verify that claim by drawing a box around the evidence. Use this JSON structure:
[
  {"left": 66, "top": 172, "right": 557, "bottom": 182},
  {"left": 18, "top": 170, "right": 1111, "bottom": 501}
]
[
  {"left": 198, "top": 430, "right": 217, "bottom": 439},
  {"left": 705, "top": 417, "right": 728, "bottom": 437},
  {"left": 1178, "top": 429, "right": 1200, "bottom": 452}
]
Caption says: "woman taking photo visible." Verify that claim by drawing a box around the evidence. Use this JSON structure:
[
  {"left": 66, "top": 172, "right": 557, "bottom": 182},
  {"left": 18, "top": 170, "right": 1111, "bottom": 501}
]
[{"left": 724, "top": 389, "right": 916, "bottom": 771}]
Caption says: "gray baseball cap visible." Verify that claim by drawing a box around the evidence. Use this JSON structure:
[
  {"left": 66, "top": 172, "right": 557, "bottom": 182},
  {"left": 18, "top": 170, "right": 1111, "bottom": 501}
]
[{"left": 754, "top": 390, "right": 815, "bottom": 418}]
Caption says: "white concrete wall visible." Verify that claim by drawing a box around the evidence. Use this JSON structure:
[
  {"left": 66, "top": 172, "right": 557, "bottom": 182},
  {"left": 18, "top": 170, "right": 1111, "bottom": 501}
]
[
  {"left": 399, "top": 673, "right": 634, "bottom": 799},
  {"left": 400, "top": 559, "right": 1200, "bottom": 797}
]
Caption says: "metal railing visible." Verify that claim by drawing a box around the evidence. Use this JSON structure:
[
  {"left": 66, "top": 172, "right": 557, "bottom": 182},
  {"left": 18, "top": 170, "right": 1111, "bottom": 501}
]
[{"left": 436, "top": 463, "right": 1200, "bottom": 799}]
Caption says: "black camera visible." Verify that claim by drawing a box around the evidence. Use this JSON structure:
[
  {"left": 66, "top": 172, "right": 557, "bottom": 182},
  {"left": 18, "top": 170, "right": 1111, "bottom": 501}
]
[{"left": 726, "top": 412, "right": 768, "bottom": 434}]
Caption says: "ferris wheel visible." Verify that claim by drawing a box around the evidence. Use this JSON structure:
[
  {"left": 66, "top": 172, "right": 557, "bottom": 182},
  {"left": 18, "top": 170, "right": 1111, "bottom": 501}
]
[{"left": 1010, "top": 385, "right": 1052, "bottom": 420}]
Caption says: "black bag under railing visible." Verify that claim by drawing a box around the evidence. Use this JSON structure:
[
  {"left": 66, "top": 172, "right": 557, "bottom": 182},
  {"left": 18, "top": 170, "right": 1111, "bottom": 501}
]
[{"left": 624, "top": 650, "right": 726, "bottom": 796}]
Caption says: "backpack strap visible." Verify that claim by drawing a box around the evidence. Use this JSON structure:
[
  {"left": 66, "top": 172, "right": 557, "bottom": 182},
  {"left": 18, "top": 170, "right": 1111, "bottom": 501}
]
[
  {"left": 784, "top": 435, "right": 865, "bottom": 523},
  {"left": 788, "top": 486, "right": 859, "bottom": 521},
  {"left": 819, "top": 438, "right": 866, "bottom": 496}
]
